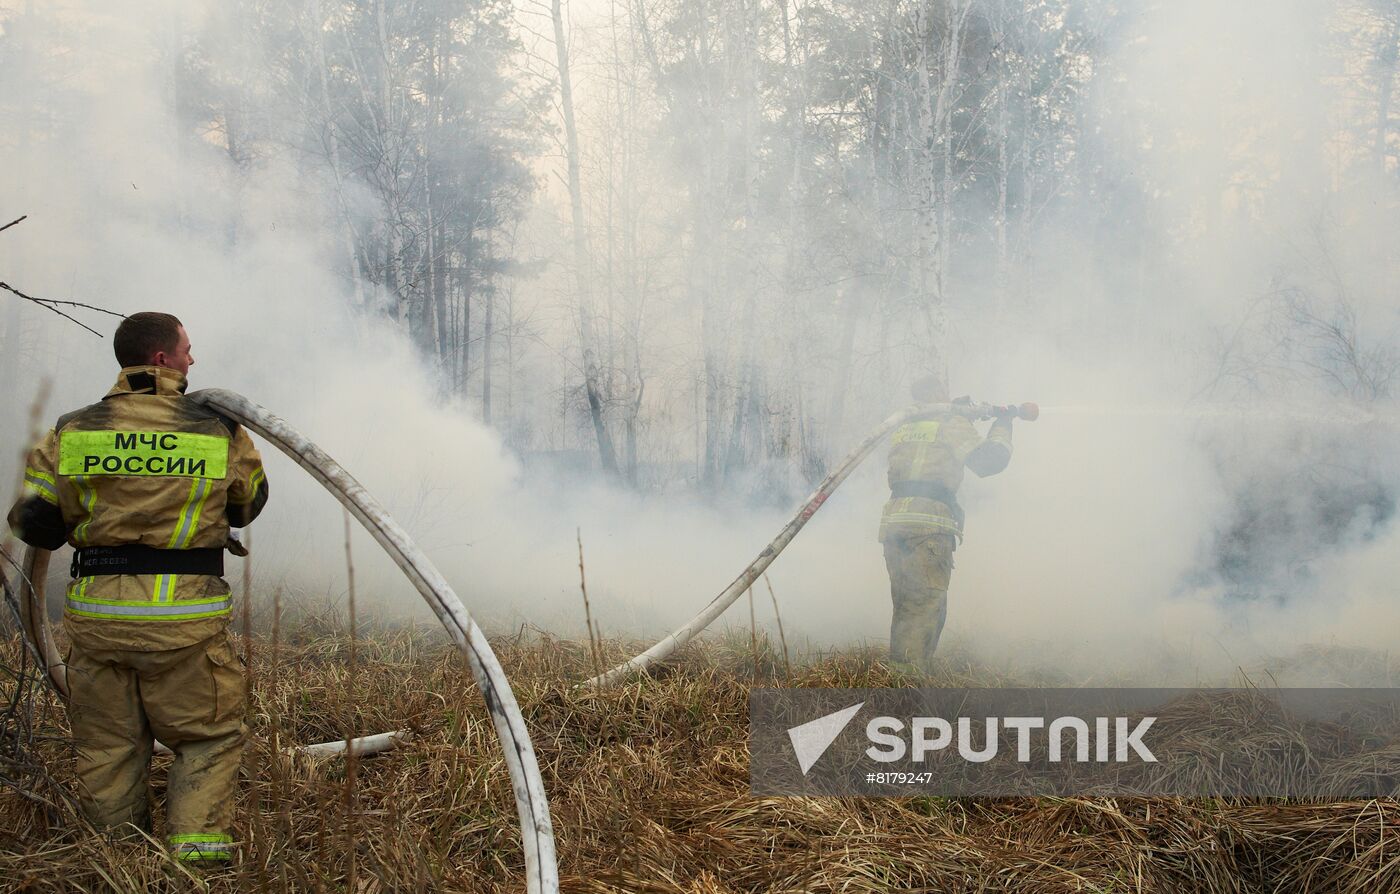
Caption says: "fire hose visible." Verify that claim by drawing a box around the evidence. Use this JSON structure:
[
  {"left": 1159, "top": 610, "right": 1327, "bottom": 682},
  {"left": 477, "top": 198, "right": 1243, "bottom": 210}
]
[
  {"left": 584, "top": 400, "right": 1038, "bottom": 688},
  {"left": 11, "top": 391, "right": 1031, "bottom": 883},
  {"left": 16, "top": 522, "right": 412, "bottom": 763},
  {"left": 13, "top": 389, "right": 558, "bottom": 894}
]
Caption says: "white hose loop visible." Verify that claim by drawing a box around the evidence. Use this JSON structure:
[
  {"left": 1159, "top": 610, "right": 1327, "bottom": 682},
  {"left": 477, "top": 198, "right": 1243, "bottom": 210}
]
[
  {"left": 295, "top": 730, "right": 410, "bottom": 758},
  {"left": 17, "top": 547, "right": 66, "bottom": 693},
  {"left": 584, "top": 402, "right": 997, "bottom": 687},
  {"left": 189, "top": 389, "right": 557, "bottom": 893},
  {"left": 18, "top": 549, "right": 408, "bottom": 763},
  {"left": 14, "top": 389, "right": 558, "bottom": 893}
]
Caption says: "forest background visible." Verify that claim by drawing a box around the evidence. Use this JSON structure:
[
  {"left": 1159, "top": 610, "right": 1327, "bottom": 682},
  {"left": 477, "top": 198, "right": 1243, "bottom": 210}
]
[{"left": 2, "top": 0, "right": 1399, "bottom": 680}]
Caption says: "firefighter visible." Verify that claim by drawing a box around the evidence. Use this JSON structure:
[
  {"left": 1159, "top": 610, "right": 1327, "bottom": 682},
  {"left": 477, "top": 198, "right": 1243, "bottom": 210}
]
[
  {"left": 879, "top": 375, "right": 1013, "bottom": 673},
  {"left": 7, "top": 312, "right": 268, "bottom": 865}
]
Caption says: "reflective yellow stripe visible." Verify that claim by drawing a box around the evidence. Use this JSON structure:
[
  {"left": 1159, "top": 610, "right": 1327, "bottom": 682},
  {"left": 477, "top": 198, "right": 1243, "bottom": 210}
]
[
  {"left": 168, "top": 479, "right": 201, "bottom": 547},
  {"left": 23, "top": 476, "right": 58, "bottom": 504},
  {"left": 880, "top": 512, "right": 963, "bottom": 536},
  {"left": 183, "top": 477, "right": 213, "bottom": 544},
  {"left": 168, "top": 478, "right": 211, "bottom": 549},
  {"left": 72, "top": 475, "right": 97, "bottom": 545},
  {"left": 170, "top": 833, "right": 234, "bottom": 843},
  {"left": 152, "top": 574, "right": 178, "bottom": 603},
  {"left": 173, "top": 847, "right": 233, "bottom": 862},
  {"left": 66, "top": 594, "right": 231, "bottom": 621},
  {"left": 66, "top": 576, "right": 94, "bottom": 601},
  {"left": 69, "top": 608, "right": 231, "bottom": 621},
  {"left": 24, "top": 466, "right": 58, "bottom": 502},
  {"left": 230, "top": 467, "right": 266, "bottom": 506},
  {"left": 883, "top": 512, "right": 961, "bottom": 526},
  {"left": 24, "top": 466, "right": 56, "bottom": 486},
  {"left": 169, "top": 832, "right": 235, "bottom": 862}
]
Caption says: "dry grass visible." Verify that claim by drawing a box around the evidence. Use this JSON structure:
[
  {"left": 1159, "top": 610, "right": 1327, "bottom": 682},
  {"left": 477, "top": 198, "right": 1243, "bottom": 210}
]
[{"left": 2, "top": 621, "right": 1399, "bottom": 893}]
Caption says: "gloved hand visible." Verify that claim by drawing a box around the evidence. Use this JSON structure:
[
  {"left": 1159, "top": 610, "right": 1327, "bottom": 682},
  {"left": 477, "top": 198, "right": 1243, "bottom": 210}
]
[{"left": 226, "top": 531, "right": 250, "bottom": 557}]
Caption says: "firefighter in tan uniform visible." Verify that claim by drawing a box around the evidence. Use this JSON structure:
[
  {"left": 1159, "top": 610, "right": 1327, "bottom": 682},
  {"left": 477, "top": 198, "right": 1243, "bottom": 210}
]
[
  {"left": 7, "top": 312, "right": 268, "bottom": 865},
  {"left": 879, "top": 376, "right": 1013, "bottom": 673}
]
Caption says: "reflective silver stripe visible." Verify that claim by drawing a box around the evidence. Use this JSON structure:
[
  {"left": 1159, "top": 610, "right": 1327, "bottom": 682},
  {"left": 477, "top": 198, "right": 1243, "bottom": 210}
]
[
  {"left": 65, "top": 596, "right": 231, "bottom": 617},
  {"left": 173, "top": 844, "right": 234, "bottom": 860},
  {"left": 231, "top": 468, "right": 265, "bottom": 507},
  {"left": 169, "top": 833, "right": 233, "bottom": 844},
  {"left": 170, "top": 835, "right": 234, "bottom": 860},
  {"left": 154, "top": 573, "right": 177, "bottom": 603},
  {"left": 23, "top": 473, "right": 58, "bottom": 502},
  {"left": 882, "top": 513, "right": 961, "bottom": 530},
  {"left": 170, "top": 477, "right": 210, "bottom": 548},
  {"left": 72, "top": 475, "right": 97, "bottom": 544}
]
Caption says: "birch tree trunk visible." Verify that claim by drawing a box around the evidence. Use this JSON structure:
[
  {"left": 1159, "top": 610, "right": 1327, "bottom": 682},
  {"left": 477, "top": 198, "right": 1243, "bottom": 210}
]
[
  {"left": 553, "top": 0, "right": 621, "bottom": 478},
  {"left": 992, "top": 0, "right": 1011, "bottom": 325},
  {"left": 912, "top": 0, "right": 948, "bottom": 392},
  {"left": 1376, "top": 13, "right": 1399, "bottom": 177},
  {"left": 423, "top": 176, "right": 441, "bottom": 356},
  {"left": 483, "top": 231, "right": 494, "bottom": 425},
  {"left": 373, "top": 0, "right": 408, "bottom": 325},
  {"left": 310, "top": 0, "right": 368, "bottom": 311},
  {"left": 935, "top": 0, "right": 970, "bottom": 295}
]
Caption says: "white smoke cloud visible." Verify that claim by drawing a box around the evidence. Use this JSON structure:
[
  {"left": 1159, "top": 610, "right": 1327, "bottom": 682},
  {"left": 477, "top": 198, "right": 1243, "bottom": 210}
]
[{"left": 2, "top": 0, "right": 1397, "bottom": 689}]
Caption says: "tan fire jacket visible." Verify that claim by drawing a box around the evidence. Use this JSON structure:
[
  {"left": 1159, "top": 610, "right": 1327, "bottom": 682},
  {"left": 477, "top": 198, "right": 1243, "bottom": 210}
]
[
  {"left": 878, "top": 411, "right": 1012, "bottom": 542},
  {"left": 8, "top": 366, "right": 268, "bottom": 651}
]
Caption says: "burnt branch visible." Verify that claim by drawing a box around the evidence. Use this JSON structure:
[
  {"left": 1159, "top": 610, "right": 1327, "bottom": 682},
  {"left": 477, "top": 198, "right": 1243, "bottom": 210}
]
[
  {"left": 0, "top": 558, "right": 79, "bottom": 828},
  {"left": 0, "top": 213, "right": 124, "bottom": 337},
  {"left": 0, "top": 282, "right": 117, "bottom": 338}
]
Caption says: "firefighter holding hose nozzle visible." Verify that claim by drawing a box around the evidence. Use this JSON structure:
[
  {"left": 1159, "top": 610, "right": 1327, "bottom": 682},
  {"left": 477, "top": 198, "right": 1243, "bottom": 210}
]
[{"left": 879, "top": 375, "right": 1035, "bottom": 674}]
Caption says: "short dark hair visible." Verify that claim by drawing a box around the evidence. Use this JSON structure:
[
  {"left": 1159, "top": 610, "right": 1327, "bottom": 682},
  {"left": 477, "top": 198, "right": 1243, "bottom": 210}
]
[
  {"left": 910, "top": 373, "right": 948, "bottom": 403},
  {"left": 114, "top": 312, "right": 184, "bottom": 367}
]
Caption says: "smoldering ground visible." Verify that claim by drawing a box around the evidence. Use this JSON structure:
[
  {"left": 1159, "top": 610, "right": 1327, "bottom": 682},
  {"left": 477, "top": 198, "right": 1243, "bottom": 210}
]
[{"left": 2, "top": 0, "right": 1398, "bottom": 688}]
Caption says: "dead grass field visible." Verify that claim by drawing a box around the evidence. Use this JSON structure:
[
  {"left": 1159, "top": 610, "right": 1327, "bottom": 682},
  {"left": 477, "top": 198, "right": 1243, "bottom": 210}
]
[{"left": 3, "top": 621, "right": 1399, "bottom": 894}]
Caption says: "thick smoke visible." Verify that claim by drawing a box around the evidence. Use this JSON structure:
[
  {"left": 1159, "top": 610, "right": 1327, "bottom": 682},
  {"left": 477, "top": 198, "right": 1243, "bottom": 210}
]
[{"left": 1, "top": 0, "right": 1397, "bottom": 686}]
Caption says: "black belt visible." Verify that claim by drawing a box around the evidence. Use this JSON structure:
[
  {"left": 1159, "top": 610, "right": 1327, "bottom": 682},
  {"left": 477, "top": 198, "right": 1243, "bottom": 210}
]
[
  {"left": 71, "top": 545, "right": 224, "bottom": 579},
  {"left": 890, "top": 480, "right": 959, "bottom": 505}
]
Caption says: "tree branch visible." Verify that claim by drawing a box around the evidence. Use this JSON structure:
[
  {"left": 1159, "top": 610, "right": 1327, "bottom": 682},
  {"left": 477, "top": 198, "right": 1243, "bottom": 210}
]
[{"left": 0, "top": 282, "right": 122, "bottom": 338}]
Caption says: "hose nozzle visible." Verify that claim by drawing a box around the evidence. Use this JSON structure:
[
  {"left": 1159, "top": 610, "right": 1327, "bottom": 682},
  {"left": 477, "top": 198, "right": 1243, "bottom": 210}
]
[{"left": 988, "top": 401, "right": 1039, "bottom": 421}]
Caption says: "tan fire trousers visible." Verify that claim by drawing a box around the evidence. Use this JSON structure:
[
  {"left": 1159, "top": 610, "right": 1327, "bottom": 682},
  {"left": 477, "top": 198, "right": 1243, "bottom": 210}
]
[
  {"left": 66, "top": 631, "right": 246, "bottom": 862},
  {"left": 883, "top": 532, "right": 955, "bottom": 674}
]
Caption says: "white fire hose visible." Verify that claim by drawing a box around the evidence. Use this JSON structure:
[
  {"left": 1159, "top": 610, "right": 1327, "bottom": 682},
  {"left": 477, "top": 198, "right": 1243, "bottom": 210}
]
[
  {"left": 16, "top": 548, "right": 410, "bottom": 764},
  {"left": 13, "top": 389, "right": 558, "bottom": 894},
  {"left": 584, "top": 400, "right": 1037, "bottom": 688},
  {"left": 10, "top": 389, "right": 1032, "bottom": 887}
]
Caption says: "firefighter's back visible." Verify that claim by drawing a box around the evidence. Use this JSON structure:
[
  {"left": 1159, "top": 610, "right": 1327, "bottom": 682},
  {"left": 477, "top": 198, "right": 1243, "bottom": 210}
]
[
  {"left": 7, "top": 312, "right": 268, "bottom": 864},
  {"left": 51, "top": 366, "right": 264, "bottom": 653}
]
